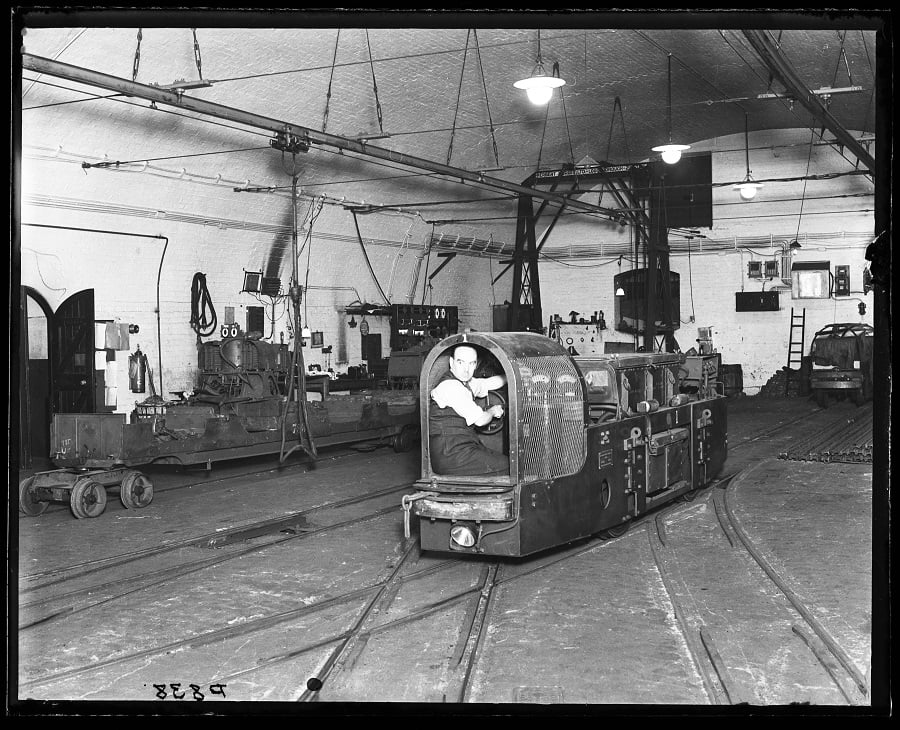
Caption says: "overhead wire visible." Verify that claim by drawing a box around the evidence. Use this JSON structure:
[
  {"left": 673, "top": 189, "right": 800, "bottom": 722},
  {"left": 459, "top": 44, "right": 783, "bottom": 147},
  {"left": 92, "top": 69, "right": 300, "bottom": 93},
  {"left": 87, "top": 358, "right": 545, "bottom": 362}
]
[
  {"left": 321, "top": 28, "right": 340, "bottom": 133},
  {"left": 22, "top": 27, "right": 88, "bottom": 99},
  {"left": 350, "top": 210, "right": 391, "bottom": 306},
  {"left": 446, "top": 29, "right": 471, "bottom": 166},
  {"left": 794, "top": 129, "right": 816, "bottom": 241},
  {"left": 715, "top": 29, "right": 872, "bottom": 174},
  {"left": 81, "top": 146, "right": 270, "bottom": 168},
  {"left": 203, "top": 30, "right": 588, "bottom": 86},
  {"left": 473, "top": 29, "right": 501, "bottom": 169}
]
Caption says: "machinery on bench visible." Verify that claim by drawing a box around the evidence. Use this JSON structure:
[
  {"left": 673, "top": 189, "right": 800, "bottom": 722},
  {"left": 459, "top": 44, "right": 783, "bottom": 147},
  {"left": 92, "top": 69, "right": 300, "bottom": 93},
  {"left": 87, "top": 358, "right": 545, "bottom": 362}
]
[{"left": 20, "top": 325, "right": 419, "bottom": 520}]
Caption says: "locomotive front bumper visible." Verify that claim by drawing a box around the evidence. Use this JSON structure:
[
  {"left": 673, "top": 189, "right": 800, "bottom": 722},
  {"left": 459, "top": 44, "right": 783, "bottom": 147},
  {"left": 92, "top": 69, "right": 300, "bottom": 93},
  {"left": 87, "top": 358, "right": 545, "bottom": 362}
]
[
  {"left": 402, "top": 490, "right": 518, "bottom": 553},
  {"left": 810, "top": 370, "right": 863, "bottom": 389},
  {"left": 414, "top": 494, "right": 515, "bottom": 522}
]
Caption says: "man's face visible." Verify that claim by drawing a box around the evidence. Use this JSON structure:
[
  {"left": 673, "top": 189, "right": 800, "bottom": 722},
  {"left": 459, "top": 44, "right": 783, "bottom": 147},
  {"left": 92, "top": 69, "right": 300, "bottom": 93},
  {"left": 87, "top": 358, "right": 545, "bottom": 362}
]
[{"left": 449, "top": 346, "right": 478, "bottom": 383}]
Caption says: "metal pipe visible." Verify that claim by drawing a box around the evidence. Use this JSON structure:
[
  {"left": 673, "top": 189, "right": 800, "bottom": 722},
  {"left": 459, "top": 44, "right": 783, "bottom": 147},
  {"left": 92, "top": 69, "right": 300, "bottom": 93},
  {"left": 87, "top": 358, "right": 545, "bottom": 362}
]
[
  {"left": 741, "top": 30, "right": 876, "bottom": 173},
  {"left": 22, "top": 53, "right": 622, "bottom": 220}
]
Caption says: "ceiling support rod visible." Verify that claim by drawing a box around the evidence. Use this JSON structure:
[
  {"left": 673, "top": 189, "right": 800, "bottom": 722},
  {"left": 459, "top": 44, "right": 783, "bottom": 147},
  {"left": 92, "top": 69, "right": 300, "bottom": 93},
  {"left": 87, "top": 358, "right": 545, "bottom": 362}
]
[
  {"left": 22, "top": 53, "right": 621, "bottom": 220},
  {"left": 741, "top": 30, "right": 875, "bottom": 173}
]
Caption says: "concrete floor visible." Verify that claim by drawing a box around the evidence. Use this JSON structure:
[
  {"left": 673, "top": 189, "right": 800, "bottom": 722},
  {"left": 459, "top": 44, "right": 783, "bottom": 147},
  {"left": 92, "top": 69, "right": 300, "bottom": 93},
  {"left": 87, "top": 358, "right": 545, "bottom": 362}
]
[{"left": 11, "top": 395, "right": 887, "bottom": 713}]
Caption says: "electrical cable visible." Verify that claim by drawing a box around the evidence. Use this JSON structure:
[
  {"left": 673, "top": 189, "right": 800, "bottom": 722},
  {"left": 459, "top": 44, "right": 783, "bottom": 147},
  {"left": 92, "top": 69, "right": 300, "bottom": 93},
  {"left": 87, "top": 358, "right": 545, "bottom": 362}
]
[
  {"left": 204, "top": 30, "right": 585, "bottom": 86},
  {"left": 189, "top": 272, "right": 218, "bottom": 338},
  {"left": 446, "top": 29, "right": 471, "bottom": 166},
  {"left": 473, "top": 29, "right": 501, "bottom": 169},
  {"left": 321, "top": 29, "right": 340, "bottom": 133},
  {"left": 420, "top": 224, "right": 434, "bottom": 306},
  {"left": 82, "top": 146, "right": 269, "bottom": 168},
  {"left": 350, "top": 210, "right": 391, "bottom": 306}
]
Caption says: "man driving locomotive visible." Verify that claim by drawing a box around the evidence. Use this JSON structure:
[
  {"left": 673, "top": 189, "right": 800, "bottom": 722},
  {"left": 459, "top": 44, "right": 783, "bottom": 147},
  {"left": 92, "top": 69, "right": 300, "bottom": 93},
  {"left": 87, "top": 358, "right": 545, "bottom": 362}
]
[{"left": 429, "top": 344, "right": 508, "bottom": 475}]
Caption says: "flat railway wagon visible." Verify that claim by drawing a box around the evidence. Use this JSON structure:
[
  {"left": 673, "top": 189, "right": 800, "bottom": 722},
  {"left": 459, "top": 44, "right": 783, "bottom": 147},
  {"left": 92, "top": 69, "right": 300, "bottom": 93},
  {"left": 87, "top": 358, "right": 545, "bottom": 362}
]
[
  {"left": 402, "top": 332, "right": 727, "bottom": 557},
  {"left": 20, "top": 332, "right": 419, "bottom": 519}
]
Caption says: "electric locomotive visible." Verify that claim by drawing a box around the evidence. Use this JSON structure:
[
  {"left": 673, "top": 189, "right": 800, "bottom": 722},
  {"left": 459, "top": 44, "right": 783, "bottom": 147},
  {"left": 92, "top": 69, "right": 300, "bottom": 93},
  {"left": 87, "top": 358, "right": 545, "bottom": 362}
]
[{"left": 401, "top": 332, "right": 727, "bottom": 557}]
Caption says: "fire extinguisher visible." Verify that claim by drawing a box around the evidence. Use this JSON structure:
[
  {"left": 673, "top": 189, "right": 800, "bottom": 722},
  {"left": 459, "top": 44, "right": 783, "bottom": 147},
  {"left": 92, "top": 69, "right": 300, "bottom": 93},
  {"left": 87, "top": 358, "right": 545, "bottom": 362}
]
[{"left": 129, "top": 346, "right": 147, "bottom": 393}]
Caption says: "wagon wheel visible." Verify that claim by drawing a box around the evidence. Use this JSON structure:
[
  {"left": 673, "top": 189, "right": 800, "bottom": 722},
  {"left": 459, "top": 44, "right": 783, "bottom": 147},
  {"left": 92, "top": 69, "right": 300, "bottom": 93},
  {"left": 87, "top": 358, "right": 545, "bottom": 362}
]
[
  {"left": 120, "top": 470, "right": 154, "bottom": 509},
  {"left": 474, "top": 390, "right": 506, "bottom": 435},
  {"left": 392, "top": 425, "right": 418, "bottom": 453},
  {"left": 19, "top": 476, "right": 48, "bottom": 516},
  {"left": 599, "top": 522, "right": 630, "bottom": 540},
  {"left": 70, "top": 478, "right": 108, "bottom": 519}
]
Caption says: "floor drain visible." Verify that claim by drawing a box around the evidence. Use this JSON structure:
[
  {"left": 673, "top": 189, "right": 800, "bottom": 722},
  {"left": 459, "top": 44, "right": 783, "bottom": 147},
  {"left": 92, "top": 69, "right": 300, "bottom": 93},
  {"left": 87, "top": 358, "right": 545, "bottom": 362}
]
[{"left": 514, "top": 686, "right": 564, "bottom": 703}]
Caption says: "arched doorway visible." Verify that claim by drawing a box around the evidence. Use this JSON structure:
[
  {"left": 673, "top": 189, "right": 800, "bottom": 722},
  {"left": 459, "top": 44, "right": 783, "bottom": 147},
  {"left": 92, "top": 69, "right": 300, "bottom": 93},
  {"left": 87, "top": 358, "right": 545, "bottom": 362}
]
[
  {"left": 18, "top": 287, "right": 96, "bottom": 468},
  {"left": 20, "top": 287, "right": 53, "bottom": 468}
]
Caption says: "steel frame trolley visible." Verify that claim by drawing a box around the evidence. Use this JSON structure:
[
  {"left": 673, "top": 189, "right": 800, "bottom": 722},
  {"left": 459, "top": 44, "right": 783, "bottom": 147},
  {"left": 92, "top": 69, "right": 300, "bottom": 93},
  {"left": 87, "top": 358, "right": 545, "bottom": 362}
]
[
  {"left": 402, "top": 332, "right": 727, "bottom": 557},
  {"left": 19, "top": 466, "right": 154, "bottom": 519}
]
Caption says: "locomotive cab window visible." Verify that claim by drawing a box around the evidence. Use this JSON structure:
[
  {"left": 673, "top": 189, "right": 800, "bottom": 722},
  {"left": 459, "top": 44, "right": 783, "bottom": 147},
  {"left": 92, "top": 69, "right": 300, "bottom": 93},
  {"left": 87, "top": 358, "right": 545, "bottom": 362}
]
[
  {"left": 426, "top": 343, "right": 509, "bottom": 477},
  {"left": 578, "top": 360, "right": 620, "bottom": 423}
]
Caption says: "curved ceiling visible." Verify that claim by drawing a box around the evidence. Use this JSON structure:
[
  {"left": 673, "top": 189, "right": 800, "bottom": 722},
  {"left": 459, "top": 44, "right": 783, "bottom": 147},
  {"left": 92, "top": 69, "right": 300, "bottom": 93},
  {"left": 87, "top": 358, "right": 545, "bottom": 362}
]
[{"left": 18, "top": 12, "right": 885, "bottom": 207}]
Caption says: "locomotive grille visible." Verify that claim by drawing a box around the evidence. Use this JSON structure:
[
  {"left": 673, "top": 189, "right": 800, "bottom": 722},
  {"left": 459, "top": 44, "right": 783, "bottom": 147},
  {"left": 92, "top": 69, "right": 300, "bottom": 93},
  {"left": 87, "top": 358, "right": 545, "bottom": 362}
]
[{"left": 514, "top": 356, "right": 585, "bottom": 481}]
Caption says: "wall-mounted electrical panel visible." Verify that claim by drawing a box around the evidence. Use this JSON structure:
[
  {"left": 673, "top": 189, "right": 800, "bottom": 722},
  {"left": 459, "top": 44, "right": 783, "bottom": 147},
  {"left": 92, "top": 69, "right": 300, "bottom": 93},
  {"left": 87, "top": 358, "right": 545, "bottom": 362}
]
[
  {"left": 747, "top": 261, "right": 762, "bottom": 278},
  {"left": 390, "top": 304, "right": 458, "bottom": 351},
  {"left": 735, "top": 291, "right": 780, "bottom": 311},
  {"left": 834, "top": 265, "right": 851, "bottom": 296},
  {"left": 764, "top": 260, "right": 779, "bottom": 278}
]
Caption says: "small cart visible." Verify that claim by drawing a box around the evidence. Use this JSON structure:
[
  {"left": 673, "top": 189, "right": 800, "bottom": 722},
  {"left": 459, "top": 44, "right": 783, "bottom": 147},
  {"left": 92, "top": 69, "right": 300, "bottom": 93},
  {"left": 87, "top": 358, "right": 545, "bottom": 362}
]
[
  {"left": 808, "top": 322, "right": 874, "bottom": 407},
  {"left": 19, "top": 466, "right": 154, "bottom": 519},
  {"left": 20, "top": 413, "right": 154, "bottom": 519}
]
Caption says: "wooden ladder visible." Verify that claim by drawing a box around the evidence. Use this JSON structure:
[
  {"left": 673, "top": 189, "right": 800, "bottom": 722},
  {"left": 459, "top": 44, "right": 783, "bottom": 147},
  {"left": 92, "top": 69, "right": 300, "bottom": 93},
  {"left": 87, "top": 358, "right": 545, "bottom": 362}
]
[{"left": 785, "top": 307, "right": 806, "bottom": 396}]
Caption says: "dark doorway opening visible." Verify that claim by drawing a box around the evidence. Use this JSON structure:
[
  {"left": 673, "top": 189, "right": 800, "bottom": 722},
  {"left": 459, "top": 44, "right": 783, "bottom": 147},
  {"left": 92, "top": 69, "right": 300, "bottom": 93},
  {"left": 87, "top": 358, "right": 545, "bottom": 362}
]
[{"left": 18, "top": 288, "right": 96, "bottom": 469}]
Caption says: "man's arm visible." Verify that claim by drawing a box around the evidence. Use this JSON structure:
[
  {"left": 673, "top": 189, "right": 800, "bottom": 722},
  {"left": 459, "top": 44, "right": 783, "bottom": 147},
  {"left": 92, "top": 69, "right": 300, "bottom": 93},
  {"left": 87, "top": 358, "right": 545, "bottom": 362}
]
[
  {"left": 432, "top": 379, "right": 501, "bottom": 426},
  {"left": 467, "top": 374, "right": 506, "bottom": 398}
]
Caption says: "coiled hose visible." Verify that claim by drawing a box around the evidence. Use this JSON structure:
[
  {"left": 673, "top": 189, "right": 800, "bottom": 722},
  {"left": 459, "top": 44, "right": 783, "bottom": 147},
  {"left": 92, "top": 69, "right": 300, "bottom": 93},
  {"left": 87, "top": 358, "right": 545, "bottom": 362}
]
[{"left": 190, "top": 272, "right": 218, "bottom": 337}]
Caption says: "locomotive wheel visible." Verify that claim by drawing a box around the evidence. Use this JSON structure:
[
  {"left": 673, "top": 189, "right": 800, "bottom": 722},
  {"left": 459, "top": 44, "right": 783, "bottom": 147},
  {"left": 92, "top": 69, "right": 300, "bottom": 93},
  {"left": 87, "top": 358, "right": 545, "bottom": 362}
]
[
  {"left": 599, "top": 522, "right": 630, "bottom": 540},
  {"left": 392, "top": 425, "right": 417, "bottom": 453},
  {"left": 19, "top": 476, "right": 48, "bottom": 516},
  {"left": 475, "top": 390, "right": 506, "bottom": 435},
  {"left": 70, "top": 478, "right": 108, "bottom": 519},
  {"left": 120, "top": 470, "right": 154, "bottom": 509}
]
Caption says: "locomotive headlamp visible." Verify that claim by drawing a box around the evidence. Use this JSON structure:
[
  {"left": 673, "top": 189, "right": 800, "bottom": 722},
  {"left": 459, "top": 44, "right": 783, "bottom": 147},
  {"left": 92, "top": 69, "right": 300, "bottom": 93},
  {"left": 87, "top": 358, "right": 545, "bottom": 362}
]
[{"left": 450, "top": 524, "right": 477, "bottom": 549}]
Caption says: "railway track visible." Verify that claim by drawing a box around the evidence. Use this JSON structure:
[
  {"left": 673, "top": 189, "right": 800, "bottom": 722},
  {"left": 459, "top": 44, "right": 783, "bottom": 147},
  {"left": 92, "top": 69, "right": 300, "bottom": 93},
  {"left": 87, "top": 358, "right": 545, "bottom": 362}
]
[
  {"left": 647, "top": 485, "right": 868, "bottom": 705},
  {"left": 17, "top": 404, "right": 869, "bottom": 704},
  {"left": 18, "top": 479, "right": 419, "bottom": 630},
  {"left": 20, "top": 466, "right": 862, "bottom": 704}
]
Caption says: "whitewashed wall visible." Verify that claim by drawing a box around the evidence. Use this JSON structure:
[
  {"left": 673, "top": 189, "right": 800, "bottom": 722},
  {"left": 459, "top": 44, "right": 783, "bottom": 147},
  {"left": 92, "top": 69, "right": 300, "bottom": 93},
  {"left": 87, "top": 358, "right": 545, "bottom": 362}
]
[{"left": 19, "top": 26, "right": 875, "bottom": 412}]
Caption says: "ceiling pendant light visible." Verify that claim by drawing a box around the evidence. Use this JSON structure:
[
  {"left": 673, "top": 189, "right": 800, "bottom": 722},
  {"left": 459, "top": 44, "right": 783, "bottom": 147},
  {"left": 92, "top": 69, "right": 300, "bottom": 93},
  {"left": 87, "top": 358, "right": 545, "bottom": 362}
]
[
  {"left": 734, "top": 112, "right": 763, "bottom": 201},
  {"left": 651, "top": 53, "right": 690, "bottom": 164},
  {"left": 514, "top": 30, "right": 565, "bottom": 106}
]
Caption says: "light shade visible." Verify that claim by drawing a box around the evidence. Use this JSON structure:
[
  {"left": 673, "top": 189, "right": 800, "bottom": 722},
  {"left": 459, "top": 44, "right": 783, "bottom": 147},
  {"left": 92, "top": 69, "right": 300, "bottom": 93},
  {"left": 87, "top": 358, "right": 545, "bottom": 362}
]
[
  {"left": 615, "top": 287, "right": 626, "bottom": 297},
  {"left": 735, "top": 113, "right": 762, "bottom": 201},
  {"left": 734, "top": 179, "right": 763, "bottom": 201},
  {"left": 652, "top": 143, "right": 691, "bottom": 164},
  {"left": 301, "top": 326, "right": 312, "bottom": 338},
  {"left": 514, "top": 72, "right": 565, "bottom": 105}
]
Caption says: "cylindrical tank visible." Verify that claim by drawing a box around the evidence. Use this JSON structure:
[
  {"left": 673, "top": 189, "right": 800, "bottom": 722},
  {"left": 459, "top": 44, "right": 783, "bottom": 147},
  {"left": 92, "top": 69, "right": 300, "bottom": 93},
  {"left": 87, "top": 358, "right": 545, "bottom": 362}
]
[{"left": 221, "top": 339, "right": 243, "bottom": 369}]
